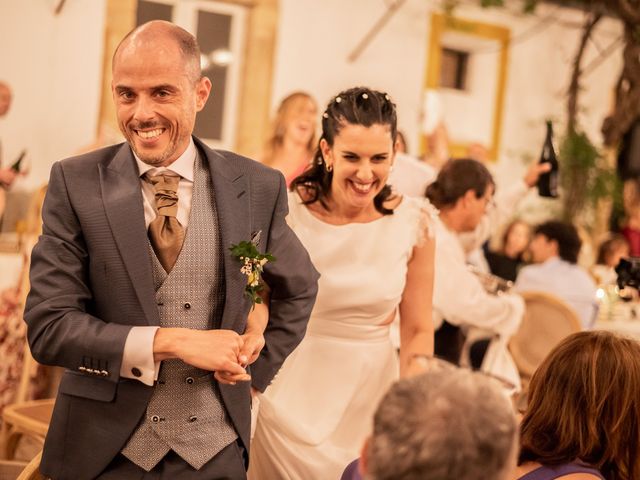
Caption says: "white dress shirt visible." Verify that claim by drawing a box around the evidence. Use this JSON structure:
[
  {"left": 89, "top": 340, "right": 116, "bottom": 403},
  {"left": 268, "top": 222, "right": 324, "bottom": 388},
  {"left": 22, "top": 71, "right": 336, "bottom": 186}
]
[
  {"left": 388, "top": 152, "right": 437, "bottom": 198},
  {"left": 432, "top": 216, "right": 524, "bottom": 335},
  {"left": 390, "top": 177, "right": 529, "bottom": 349},
  {"left": 432, "top": 215, "right": 524, "bottom": 386},
  {"left": 515, "top": 256, "right": 598, "bottom": 329},
  {"left": 119, "top": 138, "right": 197, "bottom": 386}
]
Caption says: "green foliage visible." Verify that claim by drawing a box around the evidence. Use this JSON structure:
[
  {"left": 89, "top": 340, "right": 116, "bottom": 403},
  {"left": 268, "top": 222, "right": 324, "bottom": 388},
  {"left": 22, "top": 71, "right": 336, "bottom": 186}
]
[
  {"left": 229, "top": 240, "right": 275, "bottom": 263},
  {"left": 229, "top": 241, "right": 275, "bottom": 307},
  {"left": 523, "top": 0, "right": 538, "bottom": 13},
  {"left": 480, "top": 0, "right": 505, "bottom": 7},
  {"left": 558, "top": 129, "right": 618, "bottom": 225}
]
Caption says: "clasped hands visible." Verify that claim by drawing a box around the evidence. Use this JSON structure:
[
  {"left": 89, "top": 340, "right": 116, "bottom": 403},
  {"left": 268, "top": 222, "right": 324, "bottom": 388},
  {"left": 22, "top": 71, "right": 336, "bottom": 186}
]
[
  {"left": 169, "top": 327, "right": 264, "bottom": 387},
  {"left": 154, "top": 301, "right": 268, "bottom": 395}
]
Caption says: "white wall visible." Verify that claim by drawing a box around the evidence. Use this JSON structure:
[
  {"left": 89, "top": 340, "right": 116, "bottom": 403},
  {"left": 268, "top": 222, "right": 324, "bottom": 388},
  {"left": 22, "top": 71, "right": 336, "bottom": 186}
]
[
  {"left": 0, "top": 0, "right": 106, "bottom": 189},
  {"left": 271, "top": 0, "right": 623, "bottom": 214},
  {"left": 271, "top": 0, "right": 432, "bottom": 155},
  {"left": 0, "top": 0, "right": 623, "bottom": 202}
]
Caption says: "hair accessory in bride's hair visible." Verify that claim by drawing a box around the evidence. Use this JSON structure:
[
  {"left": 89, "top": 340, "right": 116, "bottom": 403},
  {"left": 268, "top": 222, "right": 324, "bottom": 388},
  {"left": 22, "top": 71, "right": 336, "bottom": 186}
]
[
  {"left": 335, "top": 96, "right": 342, "bottom": 103},
  {"left": 322, "top": 112, "right": 329, "bottom": 119},
  {"left": 362, "top": 93, "right": 369, "bottom": 99}
]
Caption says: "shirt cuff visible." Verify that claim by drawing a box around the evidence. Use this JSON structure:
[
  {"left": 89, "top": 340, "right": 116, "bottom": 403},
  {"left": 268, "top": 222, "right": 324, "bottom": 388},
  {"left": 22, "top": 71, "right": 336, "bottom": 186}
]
[{"left": 120, "top": 326, "right": 160, "bottom": 386}]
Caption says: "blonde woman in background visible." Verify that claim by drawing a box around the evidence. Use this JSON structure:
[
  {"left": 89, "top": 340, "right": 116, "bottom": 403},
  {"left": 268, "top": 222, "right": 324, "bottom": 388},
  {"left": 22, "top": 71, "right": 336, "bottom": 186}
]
[{"left": 260, "top": 91, "right": 318, "bottom": 186}]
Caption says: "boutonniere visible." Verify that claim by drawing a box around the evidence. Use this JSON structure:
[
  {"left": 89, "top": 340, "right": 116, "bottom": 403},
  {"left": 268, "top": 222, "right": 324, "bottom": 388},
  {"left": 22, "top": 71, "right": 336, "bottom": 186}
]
[{"left": 230, "top": 231, "right": 275, "bottom": 308}]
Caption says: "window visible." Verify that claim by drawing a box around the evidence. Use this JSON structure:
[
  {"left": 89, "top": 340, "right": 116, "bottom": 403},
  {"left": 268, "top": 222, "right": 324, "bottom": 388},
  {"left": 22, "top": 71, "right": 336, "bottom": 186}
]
[
  {"left": 136, "top": 0, "right": 247, "bottom": 148},
  {"left": 440, "top": 47, "right": 469, "bottom": 91}
]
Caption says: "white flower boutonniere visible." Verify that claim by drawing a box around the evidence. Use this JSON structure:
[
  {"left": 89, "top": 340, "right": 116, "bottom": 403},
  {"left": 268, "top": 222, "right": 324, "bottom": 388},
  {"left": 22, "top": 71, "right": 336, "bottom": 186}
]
[{"left": 230, "top": 233, "right": 275, "bottom": 308}]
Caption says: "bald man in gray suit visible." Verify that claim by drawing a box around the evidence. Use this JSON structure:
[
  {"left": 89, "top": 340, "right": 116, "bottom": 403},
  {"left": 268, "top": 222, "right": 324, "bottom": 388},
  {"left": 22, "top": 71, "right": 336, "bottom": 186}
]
[{"left": 24, "top": 21, "right": 319, "bottom": 480}]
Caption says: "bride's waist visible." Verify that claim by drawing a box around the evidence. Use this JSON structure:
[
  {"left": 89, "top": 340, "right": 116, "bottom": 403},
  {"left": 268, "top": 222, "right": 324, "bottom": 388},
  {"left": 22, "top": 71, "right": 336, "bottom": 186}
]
[{"left": 306, "top": 317, "right": 392, "bottom": 342}]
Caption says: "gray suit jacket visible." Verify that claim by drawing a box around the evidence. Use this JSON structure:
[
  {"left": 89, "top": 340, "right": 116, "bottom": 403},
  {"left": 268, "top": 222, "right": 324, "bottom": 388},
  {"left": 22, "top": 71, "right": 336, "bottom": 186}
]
[{"left": 24, "top": 137, "right": 319, "bottom": 480}]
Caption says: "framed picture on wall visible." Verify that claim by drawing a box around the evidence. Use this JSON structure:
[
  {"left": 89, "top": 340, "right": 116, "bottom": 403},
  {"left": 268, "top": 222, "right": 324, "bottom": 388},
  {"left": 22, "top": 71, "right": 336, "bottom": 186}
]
[{"left": 422, "top": 13, "right": 510, "bottom": 162}]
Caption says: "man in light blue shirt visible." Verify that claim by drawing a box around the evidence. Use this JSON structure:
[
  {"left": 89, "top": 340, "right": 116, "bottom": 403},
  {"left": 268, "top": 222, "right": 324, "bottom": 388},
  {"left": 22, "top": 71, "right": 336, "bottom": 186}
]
[{"left": 515, "top": 221, "right": 597, "bottom": 328}]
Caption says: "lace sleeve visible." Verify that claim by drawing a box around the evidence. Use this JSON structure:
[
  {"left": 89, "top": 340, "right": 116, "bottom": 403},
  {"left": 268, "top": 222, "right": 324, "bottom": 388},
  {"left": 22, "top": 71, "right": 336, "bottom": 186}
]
[{"left": 416, "top": 198, "right": 439, "bottom": 247}]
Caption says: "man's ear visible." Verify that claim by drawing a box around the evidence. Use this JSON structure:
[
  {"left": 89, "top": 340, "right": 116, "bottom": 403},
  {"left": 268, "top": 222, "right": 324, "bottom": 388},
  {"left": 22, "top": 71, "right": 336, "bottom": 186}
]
[
  {"left": 195, "top": 76, "right": 212, "bottom": 111},
  {"left": 359, "top": 437, "right": 370, "bottom": 476},
  {"left": 461, "top": 189, "right": 476, "bottom": 208}
]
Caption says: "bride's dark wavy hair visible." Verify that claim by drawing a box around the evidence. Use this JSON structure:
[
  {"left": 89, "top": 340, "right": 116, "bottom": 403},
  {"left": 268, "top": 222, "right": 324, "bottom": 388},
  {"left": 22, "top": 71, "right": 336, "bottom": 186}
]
[{"left": 290, "top": 86, "right": 398, "bottom": 215}]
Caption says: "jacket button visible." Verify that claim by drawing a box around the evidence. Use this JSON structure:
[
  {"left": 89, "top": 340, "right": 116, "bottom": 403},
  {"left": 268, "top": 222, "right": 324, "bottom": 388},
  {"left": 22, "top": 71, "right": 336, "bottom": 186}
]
[
  {"left": 151, "top": 415, "right": 160, "bottom": 423},
  {"left": 184, "top": 302, "right": 191, "bottom": 309},
  {"left": 131, "top": 367, "right": 142, "bottom": 377},
  {"left": 186, "top": 377, "right": 194, "bottom": 385},
  {"left": 188, "top": 415, "right": 197, "bottom": 422}
]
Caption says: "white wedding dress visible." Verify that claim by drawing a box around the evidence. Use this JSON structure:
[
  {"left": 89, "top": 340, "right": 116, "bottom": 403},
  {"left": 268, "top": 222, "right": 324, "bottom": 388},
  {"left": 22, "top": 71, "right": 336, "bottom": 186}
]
[{"left": 248, "top": 192, "right": 435, "bottom": 480}]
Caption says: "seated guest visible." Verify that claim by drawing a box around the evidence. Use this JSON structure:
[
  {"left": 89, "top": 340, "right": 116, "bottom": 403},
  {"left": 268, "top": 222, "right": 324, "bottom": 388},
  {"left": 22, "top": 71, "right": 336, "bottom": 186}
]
[
  {"left": 513, "top": 330, "right": 640, "bottom": 480},
  {"left": 485, "top": 219, "right": 532, "bottom": 282},
  {"left": 590, "top": 233, "right": 630, "bottom": 285},
  {"left": 515, "top": 221, "right": 597, "bottom": 328},
  {"left": 342, "top": 362, "right": 518, "bottom": 480},
  {"left": 426, "top": 158, "right": 524, "bottom": 384}
]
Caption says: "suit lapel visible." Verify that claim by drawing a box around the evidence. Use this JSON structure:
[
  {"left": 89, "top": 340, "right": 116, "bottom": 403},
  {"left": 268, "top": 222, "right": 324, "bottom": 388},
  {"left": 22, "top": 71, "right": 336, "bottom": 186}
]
[
  {"left": 99, "top": 144, "right": 160, "bottom": 327},
  {"left": 195, "top": 138, "right": 250, "bottom": 328}
]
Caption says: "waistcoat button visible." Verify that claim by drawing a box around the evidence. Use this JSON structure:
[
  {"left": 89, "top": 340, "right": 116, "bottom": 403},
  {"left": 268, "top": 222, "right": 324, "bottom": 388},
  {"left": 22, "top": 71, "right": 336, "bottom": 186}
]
[
  {"left": 186, "top": 377, "right": 194, "bottom": 384},
  {"left": 188, "top": 415, "right": 197, "bottom": 422},
  {"left": 184, "top": 302, "right": 191, "bottom": 309}
]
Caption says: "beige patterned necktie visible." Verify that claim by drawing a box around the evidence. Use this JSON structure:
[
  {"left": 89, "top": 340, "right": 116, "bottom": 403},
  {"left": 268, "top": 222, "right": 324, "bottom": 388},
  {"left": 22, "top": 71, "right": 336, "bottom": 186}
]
[{"left": 145, "top": 171, "right": 184, "bottom": 273}]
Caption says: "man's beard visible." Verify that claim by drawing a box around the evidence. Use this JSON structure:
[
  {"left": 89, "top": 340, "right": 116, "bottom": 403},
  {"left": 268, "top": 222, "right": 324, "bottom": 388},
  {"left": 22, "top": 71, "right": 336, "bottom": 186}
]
[
  {"left": 122, "top": 120, "right": 176, "bottom": 167},
  {"left": 131, "top": 141, "right": 176, "bottom": 167}
]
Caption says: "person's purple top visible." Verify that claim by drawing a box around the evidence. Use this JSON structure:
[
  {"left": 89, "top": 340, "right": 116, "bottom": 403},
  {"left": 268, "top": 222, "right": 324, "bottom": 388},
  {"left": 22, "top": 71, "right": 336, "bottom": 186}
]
[
  {"left": 341, "top": 459, "right": 362, "bottom": 480},
  {"left": 519, "top": 463, "right": 604, "bottom": 480}
]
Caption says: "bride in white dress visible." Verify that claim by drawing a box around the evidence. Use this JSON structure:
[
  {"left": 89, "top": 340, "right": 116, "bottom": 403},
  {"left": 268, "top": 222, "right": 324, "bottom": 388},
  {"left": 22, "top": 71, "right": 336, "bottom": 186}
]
[{"left": 249, "top": 87, "right": 436, "bottom": 480}]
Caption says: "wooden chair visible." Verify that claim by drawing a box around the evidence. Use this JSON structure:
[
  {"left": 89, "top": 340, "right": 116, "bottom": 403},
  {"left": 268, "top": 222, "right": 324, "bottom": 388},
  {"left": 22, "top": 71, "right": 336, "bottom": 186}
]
[
  {"left": 0, "top": 458, "right": 28, "bottom": 480},
  {"left": 510, "top": 291, "right": 582, "bottom": 381},
  {"left": 0, "top": 398, "right": 53, "bottom": 460},
  {"left": 0, "top": 186, "right": 56, "bottom": 461},
  {"left": 16, "top": 451, "right": 44, "bottom": 480}
]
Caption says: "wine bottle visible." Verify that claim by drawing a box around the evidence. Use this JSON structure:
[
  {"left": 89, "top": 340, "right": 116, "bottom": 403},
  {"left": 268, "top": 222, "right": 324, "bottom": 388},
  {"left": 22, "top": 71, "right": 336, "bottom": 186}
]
[
  {"left": 10, "top": 150, "right": 26, "bottom": 172},
  {"left": 537, "top": 121, "right": 559, "bottom": 198}
]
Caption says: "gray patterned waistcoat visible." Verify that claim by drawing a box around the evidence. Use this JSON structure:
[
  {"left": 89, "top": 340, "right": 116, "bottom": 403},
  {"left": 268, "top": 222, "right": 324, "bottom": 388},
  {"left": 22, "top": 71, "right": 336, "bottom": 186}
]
[{"left": 121, "top": 154, "right": 238, "bottom": 471}]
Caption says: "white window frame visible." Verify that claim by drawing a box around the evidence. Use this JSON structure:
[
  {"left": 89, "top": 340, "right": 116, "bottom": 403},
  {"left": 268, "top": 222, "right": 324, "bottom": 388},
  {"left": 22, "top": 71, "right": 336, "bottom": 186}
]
[{"left": 139, "top": 0, "right": 247, "bottom": 149}]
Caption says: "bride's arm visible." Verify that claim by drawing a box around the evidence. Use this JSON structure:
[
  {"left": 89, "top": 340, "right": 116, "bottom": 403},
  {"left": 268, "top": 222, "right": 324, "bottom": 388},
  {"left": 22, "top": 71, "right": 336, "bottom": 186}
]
[
  {"left": 214, "top": 290, "right": 270, "bottom": 389},
  {"left": 398, "top": 234, "right": 435, "bottom": 378}
]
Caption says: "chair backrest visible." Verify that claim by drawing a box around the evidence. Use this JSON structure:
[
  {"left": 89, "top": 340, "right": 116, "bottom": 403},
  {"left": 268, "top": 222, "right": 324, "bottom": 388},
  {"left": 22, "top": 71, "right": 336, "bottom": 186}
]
[
  {"left": 509, "top": 291, "right": 582, "bottom": 379},
  {"left": 14, "top": 184, "right": 60, "bottom": 404},
  {"left": 16, "top": 451, "right": 44, "bottom": 480},
  {"left": 0, "top": 459, "right": 28, "bottom": 480}
]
